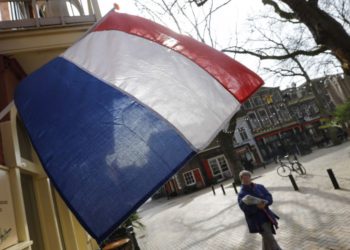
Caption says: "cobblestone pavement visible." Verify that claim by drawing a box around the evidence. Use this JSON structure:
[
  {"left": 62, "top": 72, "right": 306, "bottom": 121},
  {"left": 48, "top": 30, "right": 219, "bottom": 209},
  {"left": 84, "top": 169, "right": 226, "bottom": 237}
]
[{"left": 135, "top": 141, "right": 350, "bottom": 250}]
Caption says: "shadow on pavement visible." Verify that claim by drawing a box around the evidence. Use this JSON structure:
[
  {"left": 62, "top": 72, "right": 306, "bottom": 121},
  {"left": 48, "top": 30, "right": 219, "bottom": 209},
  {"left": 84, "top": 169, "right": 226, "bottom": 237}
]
[
  {"left": 298, "top": 141, "right": 350, "bottom": 164},
  {"left": 268, "top": 186, "right": 350, "bottom": 204}
]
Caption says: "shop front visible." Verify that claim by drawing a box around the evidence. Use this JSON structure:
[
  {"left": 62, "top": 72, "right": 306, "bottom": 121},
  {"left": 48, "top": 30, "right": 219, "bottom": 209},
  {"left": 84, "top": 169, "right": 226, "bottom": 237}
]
[
  {"left": 234, "top": 143, "right": 263, "bottom": 167},
  {"left": 255, "top": 124, "right": 305, "bottom": 162}
]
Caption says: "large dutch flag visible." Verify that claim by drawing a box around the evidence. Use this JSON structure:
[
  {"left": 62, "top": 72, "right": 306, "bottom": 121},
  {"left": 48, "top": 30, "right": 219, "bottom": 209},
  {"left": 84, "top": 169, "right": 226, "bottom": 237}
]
[{"left": 14, "top": 10, "right": 263, "bottom": 243}]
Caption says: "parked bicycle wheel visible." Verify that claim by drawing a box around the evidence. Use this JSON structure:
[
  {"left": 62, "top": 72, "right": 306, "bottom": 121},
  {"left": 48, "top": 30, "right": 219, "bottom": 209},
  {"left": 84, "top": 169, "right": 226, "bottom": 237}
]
[
  {"left": 277, "top": 165, "right": 291, "bottom": 177},
  {"left": 295, "top": 163, "right": 306, "bottom": 175}
]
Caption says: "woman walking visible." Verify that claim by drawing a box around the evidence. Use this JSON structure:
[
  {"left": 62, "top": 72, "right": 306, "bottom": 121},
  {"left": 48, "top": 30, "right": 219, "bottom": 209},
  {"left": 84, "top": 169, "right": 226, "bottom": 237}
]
[{"left": 238, "top": 170, "right": 282, "bottom": 250}]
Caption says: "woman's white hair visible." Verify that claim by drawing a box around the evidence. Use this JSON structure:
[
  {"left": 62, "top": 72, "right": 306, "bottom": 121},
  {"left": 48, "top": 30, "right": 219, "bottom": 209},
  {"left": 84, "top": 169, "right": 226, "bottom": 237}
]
[{"left": 239, "top": 170, "right": 252, "bottom": 180}]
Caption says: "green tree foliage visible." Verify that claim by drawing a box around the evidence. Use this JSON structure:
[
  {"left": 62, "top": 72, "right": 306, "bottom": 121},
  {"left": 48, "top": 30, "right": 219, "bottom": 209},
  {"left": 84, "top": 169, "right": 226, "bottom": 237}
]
[
  {"left": 334, "top": 100, "right": 350, "bottom": 123},
  {"left": 122, "top": 212, "right": 145, "bottom": 230}
]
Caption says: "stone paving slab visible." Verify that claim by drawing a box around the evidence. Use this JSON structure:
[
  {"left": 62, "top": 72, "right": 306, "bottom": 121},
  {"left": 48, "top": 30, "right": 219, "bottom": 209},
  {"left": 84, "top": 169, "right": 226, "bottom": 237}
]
[{"left": 135, "top": 141, "right": 350, "bottom": 250}]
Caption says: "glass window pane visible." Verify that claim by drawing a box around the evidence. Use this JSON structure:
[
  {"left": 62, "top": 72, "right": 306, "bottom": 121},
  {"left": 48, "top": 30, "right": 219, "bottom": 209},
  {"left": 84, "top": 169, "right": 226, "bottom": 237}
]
[
  {"left": 218, "top": 157, "right": 229, "bottom": 172},
  {"left": 183, "top": 171, "right": 195, "bottom": 186},
  {"left": 258, "top": 109, "right": 271, "bottom": 126},
  {"left": 248, "top": 112, "right": 261, "bottom": 129},
  {"left": 209, "top": 159, "right": 220, "bottom": 175},
  {"left": 238, "top": 127, "right": 248, "bottom": 141}
]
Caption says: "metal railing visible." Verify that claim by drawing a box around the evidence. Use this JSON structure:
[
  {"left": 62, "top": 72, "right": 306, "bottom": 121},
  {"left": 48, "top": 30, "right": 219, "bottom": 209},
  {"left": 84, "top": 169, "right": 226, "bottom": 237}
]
[{"left": 0, "top": 0, "right": 99, "bottom": 29}]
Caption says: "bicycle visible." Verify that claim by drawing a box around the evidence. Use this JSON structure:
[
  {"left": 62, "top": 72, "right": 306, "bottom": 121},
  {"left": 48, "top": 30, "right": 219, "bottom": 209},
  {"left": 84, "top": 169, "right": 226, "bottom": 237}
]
[
  {"left": 276, "top": 155, "right": 306, "bottom": 177},
  {"left": 288, "top": 155, "right": 306, "bottom": 175}
]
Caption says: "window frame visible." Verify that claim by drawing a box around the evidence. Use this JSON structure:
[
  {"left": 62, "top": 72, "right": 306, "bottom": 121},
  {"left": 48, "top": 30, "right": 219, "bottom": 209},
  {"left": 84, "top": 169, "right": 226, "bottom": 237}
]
[
  {"left": 258, "top": 108, "right": 272, "bottom": 127},
  {"left": 253, "top": 96, "right": 263, "bottom": 107},
  {"left": 238, "top": 127, "right": 249, "bottom": 141},
  {"left": 208, "top": 155, "right": 231, "bottom": 178},
  {"left": 183, "top": 171, "right": 196, "bottom": 186},
  {"left": 247, "top": 111, "right": 261, "bottom": 129},
  {"left": 243, "top": 99, "right": 253, "bottom": 109},
  {"left": 278, "top": 104, "right": 292, "bottom": 121}
]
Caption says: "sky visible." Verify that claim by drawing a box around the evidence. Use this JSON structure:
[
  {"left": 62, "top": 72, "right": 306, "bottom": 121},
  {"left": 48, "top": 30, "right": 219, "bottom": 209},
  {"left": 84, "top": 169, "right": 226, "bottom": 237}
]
[
  {"left": 97, "top": 0, "right": 267, "bottom": 75},
  {"left": 96, "top": 1, "right": 337, "bottom": 89},
  {"left": 97, "top": 1, "right": 263, "bottom": 51},
  {"left": 98, "top": 0, "right": 140, "bottom": 15}
]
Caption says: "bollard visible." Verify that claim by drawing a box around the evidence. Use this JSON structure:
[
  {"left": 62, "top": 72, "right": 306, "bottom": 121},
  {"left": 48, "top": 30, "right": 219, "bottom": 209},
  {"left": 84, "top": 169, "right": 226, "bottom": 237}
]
[
  {"left": 288, "top": 174, "right": 299, "bottom": 191},
  {"left": 232, "top": 182, "right": 238, "bottom": 194},
  {"left": 327, "top": 169, "right": 340, "bottom": 189},
  {"left": 220, "top": 184, "right": 226, "bottom": 195},
  {"left": 211, "top": 185, "right": 216, "bottom": 196}
]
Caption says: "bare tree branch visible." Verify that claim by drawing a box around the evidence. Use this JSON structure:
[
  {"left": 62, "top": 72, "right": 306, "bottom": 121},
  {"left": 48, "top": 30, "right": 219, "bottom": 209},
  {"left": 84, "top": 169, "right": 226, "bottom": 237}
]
[
  {"left": 201, "top": 0, "right": 232, "bottom": 24},
  {"left": 205, "top": 0, "right": 215, "bottom": 47},
  {"left": 261, "top": 0, "right": 296, "bottom": 20},
  {"left": 222, "top": 45, "right": 328, "bottom": 60},
  {"left": 191, "top": 0, "right": 350, "bottom": 76},
  {"left": 263, "top": 67, "right": 305, "bottom": 77},
  {"left": 160, "top": 0, "right": 183, "bottom": 33},
  {"left": 190, "top": 0, "right": 208, "bottom": 7},
  {"left": 136, "top": 0, "right": 231, "bottom": 49},
  {"left": 253, "top": 14, "right": 301, "bottom": 24},
  {"left": 134, "top": 1, "right": 168, "bottom": 25},
  {"left": 334, "top": 0, "right": 350, "bottom": 26}
]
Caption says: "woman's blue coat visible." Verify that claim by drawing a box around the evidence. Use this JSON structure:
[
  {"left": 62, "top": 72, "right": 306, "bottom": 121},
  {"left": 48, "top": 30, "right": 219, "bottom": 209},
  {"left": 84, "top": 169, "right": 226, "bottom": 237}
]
[{"left": 238, "top": 183, "right": 279, "bottom": 234}]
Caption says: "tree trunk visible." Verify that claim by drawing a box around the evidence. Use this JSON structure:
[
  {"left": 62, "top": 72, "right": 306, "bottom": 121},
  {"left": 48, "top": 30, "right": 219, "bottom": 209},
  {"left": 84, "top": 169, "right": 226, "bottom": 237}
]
[{"left": 281, "top": 0, "right": 350, "bottom": 76}]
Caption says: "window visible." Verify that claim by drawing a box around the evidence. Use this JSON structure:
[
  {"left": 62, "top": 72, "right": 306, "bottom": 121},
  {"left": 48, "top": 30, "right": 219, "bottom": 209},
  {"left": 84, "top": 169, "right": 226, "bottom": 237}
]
[
  {"left": 232, "top": 135, "right": 238, "bottom": 145},
  {"left": 238, "top": 127, "right": 248, "bottom": 141},
  {"left": 278, "top": 104, "right": 292, "bottom": 121},
  {"left": 253, "top": 96, "right": 263, "bottom": 106},
  {"left": 243, "top": 100, "right": 252, "bottom": 109},
  {"left": 208, "top": 159, "right": 220, "bottom": 176},
  {"left": 247, "top": 112, "right": 261, "bottom": 130},
  {"left": 208, "top": 155, "right": 231, "bottom": 179},
  {"left": 264, "top": 95, "right": 273, "bottom": 104},
  {"left": 217, "top": 156, "right": 229, "bottom": 172},
  {"left": 299, "top": 104, "right": 307, "bottom": 117},
  {"left": 258, "top": 109, "right": 271, "bottom": 127},
  {"left": 305, "top": 104, "right": 312, "bottom": 117},
  {"left": 272, "top": 91, "right": 282, "bottom": 102},
  {"left": 301, "top": 103, "right": 319, "bottom": 119},
  {"left": 290, "top": 106, "right": 302, "bottom": 119},
  {"left": 268, "top": 106, "right": 279, "bottom": 124},
  {"left": 17, "top": 117, "right": 33, "bottom": 161},
  {"left": 183, "top": 171, "right": 195, "bottom": 186},
  {"left": 310, "top": 102, "right": 319, "bottom": 115}
]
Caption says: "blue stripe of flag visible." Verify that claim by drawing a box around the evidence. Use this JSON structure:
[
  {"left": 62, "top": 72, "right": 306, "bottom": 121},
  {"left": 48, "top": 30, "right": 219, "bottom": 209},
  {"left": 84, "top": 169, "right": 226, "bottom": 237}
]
[{"left": 15, "top": 57, "right": 195, "bottom": 242}]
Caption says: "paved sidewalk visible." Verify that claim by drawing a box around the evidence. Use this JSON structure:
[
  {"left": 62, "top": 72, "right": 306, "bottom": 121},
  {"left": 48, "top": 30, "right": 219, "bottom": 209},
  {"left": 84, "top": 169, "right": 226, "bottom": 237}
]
[{"left": 135, "top": 141, "right": 350, "bottom": 250}]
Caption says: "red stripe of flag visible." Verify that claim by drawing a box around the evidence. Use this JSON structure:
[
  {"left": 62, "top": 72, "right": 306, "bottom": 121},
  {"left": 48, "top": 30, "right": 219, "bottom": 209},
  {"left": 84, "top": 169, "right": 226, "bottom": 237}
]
[{"left": 92, "top": 11, "right": 263, "bottom": 103}]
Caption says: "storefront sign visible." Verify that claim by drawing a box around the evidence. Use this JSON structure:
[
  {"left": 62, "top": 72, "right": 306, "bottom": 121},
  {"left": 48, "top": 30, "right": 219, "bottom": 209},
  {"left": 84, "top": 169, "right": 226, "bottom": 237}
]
[{"left": 0, "top": 169, "right": 18, "bottom": 250}]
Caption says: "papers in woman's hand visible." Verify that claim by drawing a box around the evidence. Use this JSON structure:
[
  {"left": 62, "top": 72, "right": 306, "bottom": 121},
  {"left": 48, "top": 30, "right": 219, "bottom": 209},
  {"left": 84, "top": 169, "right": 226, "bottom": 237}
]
[{"left": 242, "top": 195, "right": 268, "bottom": 205}]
